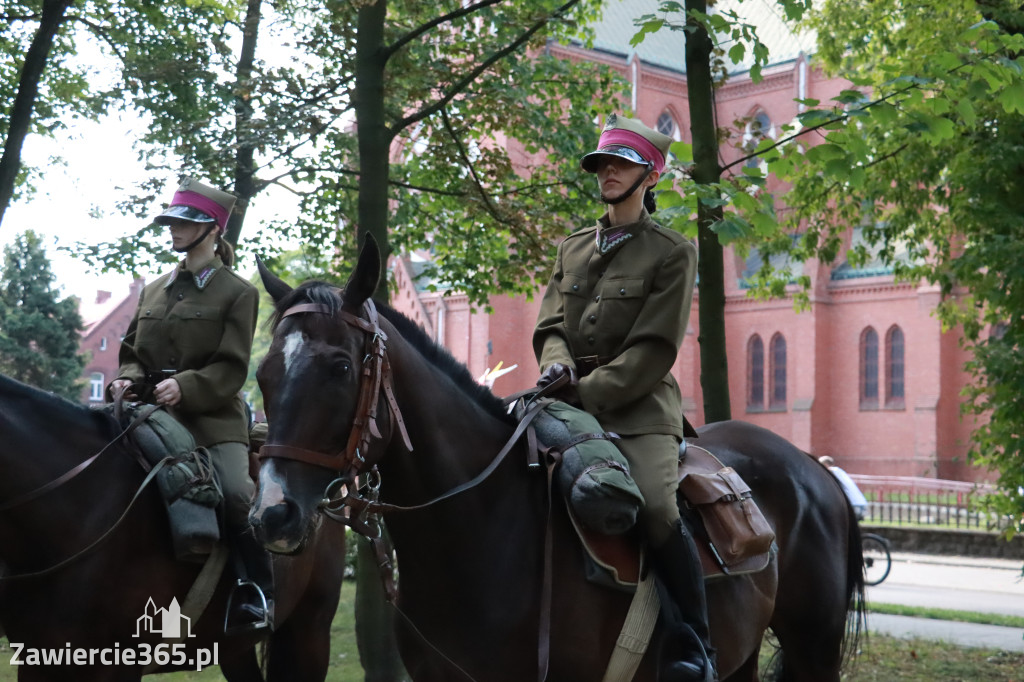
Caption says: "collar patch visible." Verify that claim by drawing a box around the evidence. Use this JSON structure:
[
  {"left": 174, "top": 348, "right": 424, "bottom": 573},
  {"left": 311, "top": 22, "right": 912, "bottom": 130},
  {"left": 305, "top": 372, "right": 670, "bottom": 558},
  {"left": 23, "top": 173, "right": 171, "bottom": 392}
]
[{"left": 596, "top": 228, "right": 634, "bottom": 254}]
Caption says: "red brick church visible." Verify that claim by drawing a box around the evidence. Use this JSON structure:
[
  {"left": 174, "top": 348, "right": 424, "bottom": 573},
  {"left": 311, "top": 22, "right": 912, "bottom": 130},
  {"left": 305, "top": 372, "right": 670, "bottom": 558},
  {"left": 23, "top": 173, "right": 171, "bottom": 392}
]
[{"left": 77, "top": 0, "right": 984, "bottom": 483}]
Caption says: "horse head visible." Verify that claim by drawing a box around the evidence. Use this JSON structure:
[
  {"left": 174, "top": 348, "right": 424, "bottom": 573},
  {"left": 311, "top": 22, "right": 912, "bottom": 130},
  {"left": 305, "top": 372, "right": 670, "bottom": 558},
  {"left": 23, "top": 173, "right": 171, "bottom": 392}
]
[{"left": 250, "top": 236, "right": 401, "bottom": 554}]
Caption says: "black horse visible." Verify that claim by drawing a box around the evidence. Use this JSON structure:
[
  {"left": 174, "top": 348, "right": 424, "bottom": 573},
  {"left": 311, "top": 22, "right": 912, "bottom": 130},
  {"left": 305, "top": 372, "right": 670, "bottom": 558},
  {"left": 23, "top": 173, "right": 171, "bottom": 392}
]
[
  {"left": 250, "top": 237, "right": 866, "bottom": 681},
  {"left": 0, "top": 374, "right": 346, "bottom": 681}
]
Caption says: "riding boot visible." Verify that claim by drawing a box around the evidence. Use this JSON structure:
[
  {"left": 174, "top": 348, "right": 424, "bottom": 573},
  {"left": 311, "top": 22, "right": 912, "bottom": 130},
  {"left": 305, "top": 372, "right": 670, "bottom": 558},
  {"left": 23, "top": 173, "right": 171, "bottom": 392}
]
[
  {"left": 224, "top": 530, "right": 275, "bottom": 635},
  {"left": 650, "top": 520, "right": 718, "bottom": 682}
]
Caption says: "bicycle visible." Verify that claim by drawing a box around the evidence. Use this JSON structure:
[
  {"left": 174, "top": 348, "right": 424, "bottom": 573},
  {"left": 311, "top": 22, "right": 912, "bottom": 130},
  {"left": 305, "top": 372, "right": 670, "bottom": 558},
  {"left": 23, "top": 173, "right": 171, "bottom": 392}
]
[{"left": 861, "top": 532, "right": 892, "bottom": 586}]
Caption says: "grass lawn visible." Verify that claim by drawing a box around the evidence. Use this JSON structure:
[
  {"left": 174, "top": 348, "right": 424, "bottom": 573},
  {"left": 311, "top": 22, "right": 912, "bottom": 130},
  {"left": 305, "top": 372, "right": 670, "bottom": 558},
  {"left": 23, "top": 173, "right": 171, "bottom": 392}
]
[{"left": 1, "top": 587, "right": 1022, "bottom": 681}]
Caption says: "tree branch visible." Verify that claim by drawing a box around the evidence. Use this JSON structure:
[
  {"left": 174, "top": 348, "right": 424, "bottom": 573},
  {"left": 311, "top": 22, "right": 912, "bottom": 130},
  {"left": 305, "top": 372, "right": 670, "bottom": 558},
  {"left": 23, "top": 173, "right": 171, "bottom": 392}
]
[
  {"left": 440, "top": 107, "right": 513, "bottom": 225},
  {"left": 388, "top": 178, "right": 467, "bottom": 197},
  {"left": 384, "top": 0, "right": 506, "bottom": 59},
  {"left": 391, "top": 0, "right": 583, "bottom": 135},
  {"left": 720, "top": 51, "right": 995, "bottom": 174}
]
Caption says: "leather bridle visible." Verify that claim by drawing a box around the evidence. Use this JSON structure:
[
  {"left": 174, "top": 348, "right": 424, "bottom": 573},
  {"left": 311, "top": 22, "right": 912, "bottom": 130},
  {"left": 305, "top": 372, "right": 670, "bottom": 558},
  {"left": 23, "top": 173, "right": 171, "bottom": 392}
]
[{"left": 257, "top": 298, "right": 413, "bottom": 473}]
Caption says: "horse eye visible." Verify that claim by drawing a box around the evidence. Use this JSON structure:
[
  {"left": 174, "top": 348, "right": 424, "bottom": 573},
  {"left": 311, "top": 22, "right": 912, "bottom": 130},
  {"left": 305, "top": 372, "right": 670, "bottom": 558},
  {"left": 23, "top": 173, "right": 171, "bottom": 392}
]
[{"left": 333, "top": 360, "right": 352, "bottom": 376}]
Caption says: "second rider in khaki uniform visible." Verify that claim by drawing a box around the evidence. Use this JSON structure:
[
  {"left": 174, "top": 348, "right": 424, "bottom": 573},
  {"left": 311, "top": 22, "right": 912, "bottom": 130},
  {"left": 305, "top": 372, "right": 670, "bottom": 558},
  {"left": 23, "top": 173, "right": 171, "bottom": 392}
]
[{"left": 534, "top": 115, "right": 714, "bottom": 682}]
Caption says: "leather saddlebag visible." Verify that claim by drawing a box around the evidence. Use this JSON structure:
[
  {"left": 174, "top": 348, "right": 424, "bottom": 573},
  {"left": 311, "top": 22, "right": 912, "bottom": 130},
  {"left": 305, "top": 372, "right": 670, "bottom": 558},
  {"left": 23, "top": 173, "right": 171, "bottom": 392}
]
[{"left": 679, "top": 467, "right": 774, "bottom": 569}]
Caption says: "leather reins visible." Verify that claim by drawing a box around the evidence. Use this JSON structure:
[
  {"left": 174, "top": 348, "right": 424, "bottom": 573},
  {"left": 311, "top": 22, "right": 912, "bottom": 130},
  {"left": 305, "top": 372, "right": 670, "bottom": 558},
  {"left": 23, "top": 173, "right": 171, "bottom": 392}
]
[
  {"left": 0, "top": 400, "right": 172, "bottom": 581},
  {"left": 257, "top": 299, "right": 412, "bottom": 472}
]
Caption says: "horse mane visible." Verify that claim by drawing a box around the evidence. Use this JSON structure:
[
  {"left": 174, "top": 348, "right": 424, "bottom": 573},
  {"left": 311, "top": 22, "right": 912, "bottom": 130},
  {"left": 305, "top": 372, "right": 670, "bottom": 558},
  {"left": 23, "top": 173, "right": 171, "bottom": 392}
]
[
  {"left": 270, "top": 281, "right": 514, "bottom": 424},
  {"left": 0, "top": 373, "right": 119, "bottom": 435}
]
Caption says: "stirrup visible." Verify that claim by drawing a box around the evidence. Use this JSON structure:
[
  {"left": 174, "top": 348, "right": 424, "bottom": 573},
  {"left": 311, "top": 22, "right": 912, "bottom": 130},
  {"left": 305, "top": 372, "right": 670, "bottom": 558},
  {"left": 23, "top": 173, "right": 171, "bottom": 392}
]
[
  {"left": 681, "top": 624, "right": 716, "bottom": 682},
  {"left": 224, "top": 579, "right": 271, "bottom": 635}
]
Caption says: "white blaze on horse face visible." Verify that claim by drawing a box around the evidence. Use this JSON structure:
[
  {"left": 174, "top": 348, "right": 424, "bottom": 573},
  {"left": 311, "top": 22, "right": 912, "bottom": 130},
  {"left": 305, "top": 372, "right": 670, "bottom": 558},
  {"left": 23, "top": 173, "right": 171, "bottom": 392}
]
[
  {"left": 252, "top": 468, "right": 287, "bottom": 520},
  {"left": 282, "top": 331, "right": 305, "bottom": 374}
]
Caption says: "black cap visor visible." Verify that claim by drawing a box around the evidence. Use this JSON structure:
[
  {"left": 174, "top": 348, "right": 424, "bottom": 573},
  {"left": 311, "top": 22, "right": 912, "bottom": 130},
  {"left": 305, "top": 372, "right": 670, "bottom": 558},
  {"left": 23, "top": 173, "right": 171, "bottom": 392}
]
[
  {"left": 153, "top": 205, "right": 216, "bottom": 225},
  {"left": 580, "top": 145, "right": 649, "bottom": 173}
]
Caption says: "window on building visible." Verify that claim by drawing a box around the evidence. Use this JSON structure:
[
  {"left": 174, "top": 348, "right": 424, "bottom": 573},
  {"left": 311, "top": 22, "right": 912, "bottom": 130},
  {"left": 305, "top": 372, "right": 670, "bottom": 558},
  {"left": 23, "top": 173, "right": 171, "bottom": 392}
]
[
  {"left": 99, "top": 337, "right": 107, "bottom": 351},
  {"left": 860, "top": 327, "right": 879, "bottom": 409},
  {"left": 747, "top": 335, "right": 764, "bottom": 410},
  {"left": 89, "top": 372, "right": 105, "bottom": 402},
  {"left": 656, "top": 111, "right": 679, "bottom": 140},
  {"left": 886, "top": 326, "right": 905, "bottom": 408},
  {"left": 744, "top": 111, "right": 772, "bottom": 169},
  {"left": 769, "top": 333, "right": 787, "bottom": 409}
]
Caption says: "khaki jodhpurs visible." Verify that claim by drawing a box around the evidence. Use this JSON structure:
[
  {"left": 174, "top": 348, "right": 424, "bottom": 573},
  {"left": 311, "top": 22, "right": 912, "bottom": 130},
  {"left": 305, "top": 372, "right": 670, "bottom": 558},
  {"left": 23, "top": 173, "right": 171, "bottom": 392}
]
[
  {"left": 615, "top": 433, "right": 682, "bottom": 546},
  {"left": 208, "top": 441, "right": 255, "bottom": 532}
]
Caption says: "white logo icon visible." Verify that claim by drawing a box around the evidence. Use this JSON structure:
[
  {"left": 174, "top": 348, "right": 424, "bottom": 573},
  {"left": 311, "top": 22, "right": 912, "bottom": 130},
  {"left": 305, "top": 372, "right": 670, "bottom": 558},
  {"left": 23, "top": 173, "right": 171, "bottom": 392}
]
[{"left": 134, "top": 597, "right": 194, "bottom": 639}]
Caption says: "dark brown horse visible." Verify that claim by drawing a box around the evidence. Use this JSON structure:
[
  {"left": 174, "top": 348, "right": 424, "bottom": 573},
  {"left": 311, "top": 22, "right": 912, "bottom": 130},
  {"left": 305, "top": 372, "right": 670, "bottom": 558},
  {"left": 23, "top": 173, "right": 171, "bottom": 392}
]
[
  {"left": 250, "top": 239, "right": 866, "bottom": 682},
  {"left": 0, "top": 373, "right": 346, "bottom": 681}
]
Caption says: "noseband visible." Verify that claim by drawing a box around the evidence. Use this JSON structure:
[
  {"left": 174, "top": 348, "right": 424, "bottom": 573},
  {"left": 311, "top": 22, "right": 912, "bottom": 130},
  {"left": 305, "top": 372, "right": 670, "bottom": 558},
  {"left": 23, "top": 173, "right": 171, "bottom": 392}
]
[{"left": 257, "top": 298, "right": 413, "bottom": 472}]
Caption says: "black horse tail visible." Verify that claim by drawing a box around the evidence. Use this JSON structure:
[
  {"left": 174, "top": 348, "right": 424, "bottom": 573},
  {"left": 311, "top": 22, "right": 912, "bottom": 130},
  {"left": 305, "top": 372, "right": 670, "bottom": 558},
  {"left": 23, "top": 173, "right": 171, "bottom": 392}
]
[{"left": 841, "top": 496, "right": 869, "bottom": 670}]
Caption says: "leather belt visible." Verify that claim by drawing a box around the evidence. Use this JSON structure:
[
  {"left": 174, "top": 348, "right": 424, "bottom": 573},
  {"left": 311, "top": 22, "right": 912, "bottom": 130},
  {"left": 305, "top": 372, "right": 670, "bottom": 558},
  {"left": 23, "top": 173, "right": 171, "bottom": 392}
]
[{"left": 574, "top": 355, "right": 614, "bottom": 378}]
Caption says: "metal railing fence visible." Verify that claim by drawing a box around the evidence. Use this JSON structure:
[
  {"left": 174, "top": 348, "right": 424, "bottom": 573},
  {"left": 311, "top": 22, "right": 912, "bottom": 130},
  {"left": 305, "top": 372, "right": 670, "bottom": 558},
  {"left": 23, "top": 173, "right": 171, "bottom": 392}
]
[{"left": 849, "top": 475, "right": 1013, "bottom": 531}]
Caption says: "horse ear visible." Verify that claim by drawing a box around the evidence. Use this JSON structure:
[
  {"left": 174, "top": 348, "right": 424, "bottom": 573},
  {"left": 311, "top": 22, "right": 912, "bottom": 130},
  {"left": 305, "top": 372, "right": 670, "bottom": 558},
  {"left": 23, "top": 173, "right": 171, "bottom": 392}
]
[
  {"left": 343, "top": 233, "right": 382, "bottom": 308},
  {"left": 257, "top": 255, "right": 293, "bottom": 304}
]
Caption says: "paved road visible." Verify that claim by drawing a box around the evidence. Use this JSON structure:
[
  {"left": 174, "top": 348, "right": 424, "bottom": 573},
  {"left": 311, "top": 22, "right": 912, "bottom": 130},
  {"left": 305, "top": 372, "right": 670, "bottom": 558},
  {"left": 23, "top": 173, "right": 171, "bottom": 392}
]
[{"left": 866, "top": 552, "right": 1024, "bottom": 651}]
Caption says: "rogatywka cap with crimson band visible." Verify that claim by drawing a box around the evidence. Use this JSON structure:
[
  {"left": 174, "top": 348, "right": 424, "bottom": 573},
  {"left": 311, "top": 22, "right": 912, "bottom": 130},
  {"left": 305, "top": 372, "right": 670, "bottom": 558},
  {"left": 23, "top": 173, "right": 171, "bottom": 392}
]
[
  {"left": 580, "top": 114, "right": 674, "bottom": 174},
  {"left": 153, "top": 177, "right": 237, "bottom": 231}
]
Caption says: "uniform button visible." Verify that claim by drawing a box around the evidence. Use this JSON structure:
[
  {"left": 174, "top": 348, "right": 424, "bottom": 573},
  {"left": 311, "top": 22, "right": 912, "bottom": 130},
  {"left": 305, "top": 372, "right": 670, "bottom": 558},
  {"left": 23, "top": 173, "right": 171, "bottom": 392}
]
[
  {"left": 168, "top": 357, "right": 176, "bottom": 364},
  {"left": 619, "top": 288, "right": 627, "bottom": 295},
  {"left": 177, "top": 293, "right": 184, "bottom": 300},
  {"left": 587, "top": 336, "right": 595, "bottom": 344},
  {"left": 588, "top": 315, "right": 596, "bottom": 323},
  {"left": 195, "top": 311, "right": 202, "bottom": 317},
  {"left": 571, "top": 284, "right": 579, "bottom": 292},
  {"left": 144, "top": 310, "right": 151, "bottom": 316},
  {"left": 594, "top": 295, "right": 600, "bottom": 302}
]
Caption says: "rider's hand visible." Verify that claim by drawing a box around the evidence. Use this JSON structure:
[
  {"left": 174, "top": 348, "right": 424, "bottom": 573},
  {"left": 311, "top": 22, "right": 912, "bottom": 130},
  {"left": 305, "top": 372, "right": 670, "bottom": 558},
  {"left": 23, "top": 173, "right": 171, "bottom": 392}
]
[
  {"left": 537, "top": 363, "right": 578, "bottom": 389},
  {"left": 153, "top": 378, "right": 182, "bottom": 407},
  {"left": 109, "top": 379, "right": 136, "bottom": 402}
]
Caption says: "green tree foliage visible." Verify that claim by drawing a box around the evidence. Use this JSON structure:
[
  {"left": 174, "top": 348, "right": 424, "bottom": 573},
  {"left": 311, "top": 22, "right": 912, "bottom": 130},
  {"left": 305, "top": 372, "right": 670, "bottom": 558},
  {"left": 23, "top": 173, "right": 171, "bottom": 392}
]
[
  {"left": 72, "top": 0, "right": 621, "bottom": 308},
  {"left": 727, "top": 0, "right": 1024, "bottom": 531},
  {"left": 0, "top": 230, "right": 85, "bottom": 398},
  {"left": 0, "top": 0, "right": 235, "bottom": 227}
]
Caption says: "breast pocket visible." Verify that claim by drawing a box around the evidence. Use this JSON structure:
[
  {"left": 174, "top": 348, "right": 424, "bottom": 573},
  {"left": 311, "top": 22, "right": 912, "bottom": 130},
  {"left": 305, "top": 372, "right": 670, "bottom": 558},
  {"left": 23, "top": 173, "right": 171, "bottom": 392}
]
[
  {"left": 598, "top": 277, "right": 646, "bottom": 338},
  {"left": 170, "top": 303, "right": 225, "bottom": 357},
  {"left": 135, "top": 304, "right": 168, "bottom": 348},
  {"left": 558, "top": 273, "right": 589, "bottom": 331}
]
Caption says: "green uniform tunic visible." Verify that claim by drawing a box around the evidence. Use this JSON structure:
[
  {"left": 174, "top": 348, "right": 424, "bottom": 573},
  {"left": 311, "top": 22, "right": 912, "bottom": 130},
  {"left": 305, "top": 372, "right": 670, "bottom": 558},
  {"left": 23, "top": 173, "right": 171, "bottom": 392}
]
[
  {"left": 115, "top": 256, "right": 258, "bottom": 446},
  {"left": 115, "top": 256, "right": 258, "bottom": 530},
  {"left": 534, "top": 209, "right": 697, "bottom": 542}
]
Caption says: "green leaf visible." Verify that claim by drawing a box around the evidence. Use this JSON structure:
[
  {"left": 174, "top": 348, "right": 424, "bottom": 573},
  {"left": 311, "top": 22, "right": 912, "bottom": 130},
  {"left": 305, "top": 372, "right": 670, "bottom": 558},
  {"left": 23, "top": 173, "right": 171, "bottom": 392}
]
[
  {"left": 956, "top": 99, "right": 977, "bottom": 127},
  {"left": 871, "top": 102, "right": 899, "bottom": 126},
  {"left": 658, "top": 189, "right": 686, "bottom": 209},
  {"left": 805, "top": 143, "right": 847, "bottom": 163},
  {"left": 709, "top": 216, "right": 750, "bottom": 244},
  {"left": 728, "top": 43, "right": 746, "bottom": 64},
  {"left": 997, "top": 81, "right": 1024, "bottom": 114},
  {"left": 630, "top": 19, "right": 665, "bottom": 46},
  {"left": 798, "top": 109, "right": 840, "bottom": 127},
  {"left": 669, "top": 140, "right": 693, "bottom": 162}
]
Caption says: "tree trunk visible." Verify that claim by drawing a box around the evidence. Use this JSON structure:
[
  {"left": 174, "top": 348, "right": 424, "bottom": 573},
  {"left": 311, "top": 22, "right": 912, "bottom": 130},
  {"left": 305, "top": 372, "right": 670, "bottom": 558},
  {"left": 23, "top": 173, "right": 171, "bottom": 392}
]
[
  {"left": 354, "top": 2, "right": 406, "bottom": 680},
  {"left": 225, "top": 0, "right": 263, "bottom": 247},
  {"left": 355, "top": 0, "right": 393, "bottom": 302},
  {"left": 0, "top": 0, "right": 74, "bottom": 229},
  {"left": 683, "top": 0, "right": 731, "bottom": 422}
]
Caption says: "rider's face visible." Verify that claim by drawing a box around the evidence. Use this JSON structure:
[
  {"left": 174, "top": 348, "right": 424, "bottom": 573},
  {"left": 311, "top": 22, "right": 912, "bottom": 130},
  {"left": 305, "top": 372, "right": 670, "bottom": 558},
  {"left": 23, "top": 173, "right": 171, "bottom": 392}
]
[{"left": 596, "top": 156, "right": 650, "bottom": 201}]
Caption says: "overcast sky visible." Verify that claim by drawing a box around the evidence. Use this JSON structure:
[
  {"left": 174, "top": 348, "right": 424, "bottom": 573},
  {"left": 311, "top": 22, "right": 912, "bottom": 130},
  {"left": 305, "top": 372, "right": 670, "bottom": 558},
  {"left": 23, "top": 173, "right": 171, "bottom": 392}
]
[
  {"left": 2, "top": 114, "right": 304, "bottom": 314},
  {"left": 2, "top": 115, "right": 157, "bottom": 304}
]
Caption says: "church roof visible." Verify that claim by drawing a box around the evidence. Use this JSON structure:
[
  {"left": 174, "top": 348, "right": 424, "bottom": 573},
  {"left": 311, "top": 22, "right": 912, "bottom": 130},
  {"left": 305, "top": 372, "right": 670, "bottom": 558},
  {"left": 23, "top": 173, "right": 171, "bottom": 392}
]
[{"left": 578, "top": 0, "right": 816, "bottom": 75}]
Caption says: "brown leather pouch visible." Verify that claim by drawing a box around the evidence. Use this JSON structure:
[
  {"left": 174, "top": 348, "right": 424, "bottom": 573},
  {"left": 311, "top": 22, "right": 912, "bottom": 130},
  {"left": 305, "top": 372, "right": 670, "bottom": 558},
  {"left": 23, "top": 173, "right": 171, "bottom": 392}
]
[{"left": 679, "top": 467, "right": 775, "bottom": 568}]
